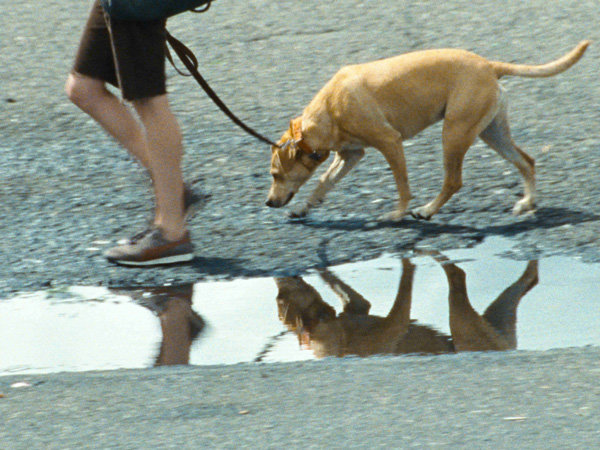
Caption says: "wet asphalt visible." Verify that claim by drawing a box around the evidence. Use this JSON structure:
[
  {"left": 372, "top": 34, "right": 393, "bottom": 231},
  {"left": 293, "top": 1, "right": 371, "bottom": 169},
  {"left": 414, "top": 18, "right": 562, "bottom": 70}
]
[{"left": 1, "top": 1, "right": 599, "bottom": 447}]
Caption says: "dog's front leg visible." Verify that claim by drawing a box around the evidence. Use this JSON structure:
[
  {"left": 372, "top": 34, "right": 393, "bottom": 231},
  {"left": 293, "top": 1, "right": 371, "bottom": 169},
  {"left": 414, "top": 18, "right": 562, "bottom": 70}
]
[
  {"left": 289, "top": 148, "right": 365, "bottom": 218},
  {"left": 317, "top": 268, "right": 371, "bottom": 315},
  {"left": 375, "top": 137, "right": 411, "bottom": 222},
  {"left": 380, "top": 258, "right": 415, "bottom": 337}
]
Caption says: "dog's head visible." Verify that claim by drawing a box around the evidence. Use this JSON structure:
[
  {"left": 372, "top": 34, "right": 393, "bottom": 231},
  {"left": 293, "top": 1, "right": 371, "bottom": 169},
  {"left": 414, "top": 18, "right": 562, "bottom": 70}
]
[
  {"left": 266, "top": 117, "right": 330, "bottom": 208},
  {"left": 274, "top": 276, "right": 342, "bottom": 356}
]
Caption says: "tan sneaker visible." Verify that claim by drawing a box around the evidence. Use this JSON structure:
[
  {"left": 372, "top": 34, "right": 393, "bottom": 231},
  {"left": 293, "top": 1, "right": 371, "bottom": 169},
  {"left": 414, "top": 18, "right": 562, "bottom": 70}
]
[
  {"left": 116, "top": 183, "right": 206, "bottom": 245},
  {"left": 105, "top": 227, "right": 194, "bottom": 266}
]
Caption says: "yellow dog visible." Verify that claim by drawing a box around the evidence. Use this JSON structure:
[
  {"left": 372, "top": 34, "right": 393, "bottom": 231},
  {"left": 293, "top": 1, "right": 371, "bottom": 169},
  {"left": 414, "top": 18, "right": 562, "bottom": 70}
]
[{"left": 266, "top": 41, "right": 589, "bottom": 220}]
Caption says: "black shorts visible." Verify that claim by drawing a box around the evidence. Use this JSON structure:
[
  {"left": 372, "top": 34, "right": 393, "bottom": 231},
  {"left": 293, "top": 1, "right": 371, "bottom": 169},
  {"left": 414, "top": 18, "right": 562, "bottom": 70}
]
[{"left": 72, "top": 0, "right": 167, "bottom": 101}]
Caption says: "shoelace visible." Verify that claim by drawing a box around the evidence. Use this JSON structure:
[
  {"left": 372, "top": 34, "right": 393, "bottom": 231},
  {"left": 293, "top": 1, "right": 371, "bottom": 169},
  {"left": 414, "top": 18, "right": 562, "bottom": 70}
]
[{"left": 128, "top": 227, "right": 156, "bottom": 244}]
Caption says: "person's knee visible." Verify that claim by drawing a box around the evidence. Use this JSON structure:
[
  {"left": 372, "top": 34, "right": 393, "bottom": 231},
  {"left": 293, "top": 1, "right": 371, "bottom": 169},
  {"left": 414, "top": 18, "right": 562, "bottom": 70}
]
[
  {"left": 132, "top": 95, "right": 169, "bottom": 119},
  {"left": 134, "top": 95, "right": 182, "bottom": 144},
  {"left": 65, "top": 73, "right": 103, "bottom": 109}
]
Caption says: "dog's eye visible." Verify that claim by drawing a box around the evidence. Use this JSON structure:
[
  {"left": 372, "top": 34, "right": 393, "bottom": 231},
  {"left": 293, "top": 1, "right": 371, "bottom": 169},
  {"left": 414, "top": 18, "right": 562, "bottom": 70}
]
[{"left": 272, "top": 173, "right": 284, "bottom": 182}]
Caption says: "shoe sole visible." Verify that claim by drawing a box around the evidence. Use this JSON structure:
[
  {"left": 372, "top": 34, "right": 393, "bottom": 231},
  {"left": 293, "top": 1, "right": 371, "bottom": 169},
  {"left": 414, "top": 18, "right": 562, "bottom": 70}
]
[{"left": 108, "top": 252, "right": 195, "bottom": 267}]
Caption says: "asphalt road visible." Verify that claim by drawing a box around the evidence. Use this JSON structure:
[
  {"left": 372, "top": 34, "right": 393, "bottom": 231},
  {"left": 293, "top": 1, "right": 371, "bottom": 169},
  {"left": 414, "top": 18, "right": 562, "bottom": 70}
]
[
  {"left": 1, "top": 348, "right": 599, "bottom": 448},
  {"left": 0, "top": 2, "right": 599, "bottom": 447}
]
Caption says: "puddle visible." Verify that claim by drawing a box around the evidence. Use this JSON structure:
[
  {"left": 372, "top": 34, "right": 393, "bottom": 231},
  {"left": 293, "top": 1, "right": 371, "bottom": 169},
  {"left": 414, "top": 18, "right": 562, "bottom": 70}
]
[{"left": 1, "top": 237, "right": 598, "bottom": 376}]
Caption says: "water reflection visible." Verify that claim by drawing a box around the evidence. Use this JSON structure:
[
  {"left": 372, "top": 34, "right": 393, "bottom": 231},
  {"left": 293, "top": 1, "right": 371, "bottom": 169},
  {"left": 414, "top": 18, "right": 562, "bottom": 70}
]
[
  {"left": 110, "top": 284, "right": 204, "bottom": 366},
  {"left": 4, "top": 234, "right": 599, "bottom": 376},
  {"left": 275, "top": 253, "right": 538, "bottom": 358}
]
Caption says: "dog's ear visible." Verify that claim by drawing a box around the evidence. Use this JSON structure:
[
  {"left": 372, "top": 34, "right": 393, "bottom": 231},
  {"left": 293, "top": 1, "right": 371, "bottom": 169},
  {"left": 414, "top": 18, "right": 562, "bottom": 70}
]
[
  {"left": 290, "top": 117, "right": 303, "bottom": 143},
  {"left": 290, "top": 117, "right": 319, "bottom": 158}
]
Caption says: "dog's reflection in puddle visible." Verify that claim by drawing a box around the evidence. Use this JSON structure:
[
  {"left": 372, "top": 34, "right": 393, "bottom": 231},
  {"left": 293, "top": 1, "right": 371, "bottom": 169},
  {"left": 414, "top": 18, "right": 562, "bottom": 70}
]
[{"left": 275, "top": 254, "right": 538, "bottom": 358}]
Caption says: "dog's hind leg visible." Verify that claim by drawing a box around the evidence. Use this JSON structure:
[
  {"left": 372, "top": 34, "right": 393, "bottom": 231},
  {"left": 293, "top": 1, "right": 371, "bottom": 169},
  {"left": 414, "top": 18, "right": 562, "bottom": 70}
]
[
  {"left": 479, "top": 97, "right": 536, "bottom": 215},
  {"left": 289, "top": 147, "right": 365, "bottom": 218},
  {"left": 412, "top": 85, "right": 499, "bottom": 220},
  {"left": 442, "top": 260, "right": 511, "bottom": 351},
  {"left": 411, "top": 121, "right": 480, "bottom": 220},
  {"left": 481, "top": 260, "right": 538, "bottom": 349}
]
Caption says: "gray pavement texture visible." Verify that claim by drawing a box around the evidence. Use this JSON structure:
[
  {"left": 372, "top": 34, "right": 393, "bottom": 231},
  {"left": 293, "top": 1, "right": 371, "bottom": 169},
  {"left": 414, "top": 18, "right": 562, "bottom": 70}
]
[
  {"left": 1, "top": 348, "right": 600, "bottom": 449},
  {"left": 1, "top": 1, "right": 599, "bottom": 448},
  {"left": 0, "top": 0, "right": 599, "bottom": 297}
]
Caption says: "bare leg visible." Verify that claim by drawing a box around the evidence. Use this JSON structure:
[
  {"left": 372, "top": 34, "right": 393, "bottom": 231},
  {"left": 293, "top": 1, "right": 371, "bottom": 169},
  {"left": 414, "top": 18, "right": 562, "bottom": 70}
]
[
  {"left": 155, "top": 297, "right": 194, "bottom": 366},
  {"left": 66, "top": 74, "right": 186, "bottom": 240},
  {"left": 65, "top": 73, "right": 151, "bottom": 170},
  {"left": 133, "top": 95, "right": 186, "bottom": 241},
  {"left": 155, "top": 285, "right": 204, "bottom": 366},
  {"left": 290, "top": 148, "right": 365, "bottom": 218}
]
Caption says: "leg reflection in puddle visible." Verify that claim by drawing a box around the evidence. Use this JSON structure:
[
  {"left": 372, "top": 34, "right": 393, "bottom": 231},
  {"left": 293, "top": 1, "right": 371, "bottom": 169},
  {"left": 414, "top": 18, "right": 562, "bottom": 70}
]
[
  {"left": 111, "top": 284, "right": 205, "bottom": 366},
  {"left": 275, "top": 254, "right": 538, "bottom": 358}
]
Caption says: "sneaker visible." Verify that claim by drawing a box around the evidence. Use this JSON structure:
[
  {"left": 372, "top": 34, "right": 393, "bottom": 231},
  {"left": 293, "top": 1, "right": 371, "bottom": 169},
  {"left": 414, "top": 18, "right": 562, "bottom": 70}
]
[
  {"left": 105, "top": 227, "right": 194, "bottom": 266},
  {"left": 117, "top": 227, "right": 154, "bottom": 246},
  {"left": 117, "top": 184, "right": 205, "bottom": 246}
]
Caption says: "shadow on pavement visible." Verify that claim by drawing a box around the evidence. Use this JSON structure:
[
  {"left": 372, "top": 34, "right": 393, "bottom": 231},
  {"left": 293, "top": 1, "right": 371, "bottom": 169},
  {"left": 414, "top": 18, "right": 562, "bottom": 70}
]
[{"left": 294, "top": 206, "right": 598, "bottom": 239}]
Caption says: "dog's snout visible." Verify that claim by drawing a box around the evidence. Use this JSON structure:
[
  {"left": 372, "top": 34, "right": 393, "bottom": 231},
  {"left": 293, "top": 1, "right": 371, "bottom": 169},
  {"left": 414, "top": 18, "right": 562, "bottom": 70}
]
[{"left": 266, "top": 192, "right": 295, "bottom": 208}]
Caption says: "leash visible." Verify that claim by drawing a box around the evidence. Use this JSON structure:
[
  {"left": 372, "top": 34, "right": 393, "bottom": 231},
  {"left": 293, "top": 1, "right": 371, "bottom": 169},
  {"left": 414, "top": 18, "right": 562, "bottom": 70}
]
[{"left": 165, "top": 30, "right": 280, "bottom": 148}]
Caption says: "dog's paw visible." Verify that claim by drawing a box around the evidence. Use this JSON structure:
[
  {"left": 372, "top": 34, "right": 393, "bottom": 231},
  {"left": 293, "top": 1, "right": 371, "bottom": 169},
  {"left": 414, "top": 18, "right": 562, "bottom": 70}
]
[
  {"left": 378, "top": 210, "right": 406, "bottom": 222},
  {"left": 410, "top": 207, "right": 432, "bottom": 221},
  {"left": 288, "top": 207, "right": 309, "bottom": 219},
  {"left": 512, "top": 199, "right": 536, "bottom": 216}
]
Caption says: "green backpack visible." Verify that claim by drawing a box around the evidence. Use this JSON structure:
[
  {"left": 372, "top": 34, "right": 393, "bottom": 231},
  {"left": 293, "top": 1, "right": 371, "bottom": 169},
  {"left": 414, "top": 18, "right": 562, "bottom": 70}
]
[{"left": 100, "top": 0, "right": 212, "bottom": 21}]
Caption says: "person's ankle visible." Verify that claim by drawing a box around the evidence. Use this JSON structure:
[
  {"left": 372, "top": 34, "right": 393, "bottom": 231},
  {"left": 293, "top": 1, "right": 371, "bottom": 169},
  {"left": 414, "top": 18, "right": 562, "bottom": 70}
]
[{"left": 155, "top": 224, "right": 188, "bottom": 242}]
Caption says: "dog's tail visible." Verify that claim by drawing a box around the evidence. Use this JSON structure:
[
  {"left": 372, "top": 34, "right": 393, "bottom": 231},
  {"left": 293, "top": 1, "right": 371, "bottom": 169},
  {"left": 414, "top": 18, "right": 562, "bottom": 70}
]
[{"left": 492, "top": 40, "right": 590, "bottom": 79}]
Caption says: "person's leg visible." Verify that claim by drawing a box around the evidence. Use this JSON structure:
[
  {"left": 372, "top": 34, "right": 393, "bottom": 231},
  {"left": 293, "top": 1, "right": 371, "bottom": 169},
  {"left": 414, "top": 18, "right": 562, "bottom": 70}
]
[
  {"left": 98, "top": 92, "right": 193, "bottom": 266},
  {"left": 65, "top": 73, "right": 152, "bottom": 171},
  {"left": 107, "top": 14, "right": 188, "bottom": 241},
  {"left": 132, "top": 95, "right": 186, "bottom": 241},
  {"left": 68, "top": 2, "right": 193, "bottom": 265},
  {"left": 66, "top": 0, "right": 153, "bottom": 171}
]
